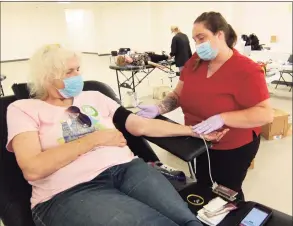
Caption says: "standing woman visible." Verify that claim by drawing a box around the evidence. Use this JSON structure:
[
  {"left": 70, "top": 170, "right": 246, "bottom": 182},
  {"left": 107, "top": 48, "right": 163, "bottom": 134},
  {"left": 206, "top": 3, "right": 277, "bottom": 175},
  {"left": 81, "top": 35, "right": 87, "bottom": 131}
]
[
  {"left": 170, "top": 26, "right": 192, "bottom": 72},
  {"left": 137, "top": 12, "right": 273, "bottom": 199}
]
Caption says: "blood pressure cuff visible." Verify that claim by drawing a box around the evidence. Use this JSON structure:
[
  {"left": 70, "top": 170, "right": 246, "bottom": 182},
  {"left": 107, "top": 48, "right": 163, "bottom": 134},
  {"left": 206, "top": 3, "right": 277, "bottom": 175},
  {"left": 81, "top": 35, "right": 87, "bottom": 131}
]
[{"left": 112, "top": 106, "right": 133, "bottom": 131}]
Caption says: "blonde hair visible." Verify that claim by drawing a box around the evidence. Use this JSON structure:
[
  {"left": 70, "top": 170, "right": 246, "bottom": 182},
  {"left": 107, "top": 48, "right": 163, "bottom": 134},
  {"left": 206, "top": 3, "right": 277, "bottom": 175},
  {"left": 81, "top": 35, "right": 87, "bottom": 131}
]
[
  {"left": 171, "top": 25, "right": 180, "bottom": 32},
  {"left": 28, "top": 44, "right": 81, "bottom": 99},
  {"left": 115, "top": 55, "right": 127, "bottom": 67}
]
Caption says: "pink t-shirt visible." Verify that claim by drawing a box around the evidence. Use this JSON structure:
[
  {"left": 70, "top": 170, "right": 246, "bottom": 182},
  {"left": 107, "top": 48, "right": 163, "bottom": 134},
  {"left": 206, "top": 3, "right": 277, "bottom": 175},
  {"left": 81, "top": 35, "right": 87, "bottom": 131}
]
[{"left": 6, "top": 91, "right": 135, "bottom": 209}]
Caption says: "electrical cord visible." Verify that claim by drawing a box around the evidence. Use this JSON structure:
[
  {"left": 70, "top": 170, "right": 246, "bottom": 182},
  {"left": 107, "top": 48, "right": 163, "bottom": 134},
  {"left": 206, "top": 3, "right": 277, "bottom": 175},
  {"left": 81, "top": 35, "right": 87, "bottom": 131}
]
[
  {"left": 185, "top": 135, "right": 225, "bottom": 206},
  {"left": 199, "top": 135, "right": 215, "bottom": 186},
  {"left": 185, "top": 135, "right": 214, "bottom": 207}
]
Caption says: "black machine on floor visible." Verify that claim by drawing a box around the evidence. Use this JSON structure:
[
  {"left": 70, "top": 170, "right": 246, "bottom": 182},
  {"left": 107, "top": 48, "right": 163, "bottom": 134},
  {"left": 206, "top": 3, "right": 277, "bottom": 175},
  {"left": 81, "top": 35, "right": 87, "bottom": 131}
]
[{"left": 0, "top": 81, "right": 292, "bottom": 226}]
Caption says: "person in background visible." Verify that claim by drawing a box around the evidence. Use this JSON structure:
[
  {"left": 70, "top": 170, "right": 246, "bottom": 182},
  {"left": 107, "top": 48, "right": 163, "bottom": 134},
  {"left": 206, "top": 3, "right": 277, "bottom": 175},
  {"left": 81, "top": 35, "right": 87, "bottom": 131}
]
[
  {"left": 6, "top": 44, "right": 229, "bottom": 226},
  {"left": 137, "top": 12, "right": 273, "bottom": 199},
  {"left": 170, "top": 26, "right": 192, "bottom": 72}
]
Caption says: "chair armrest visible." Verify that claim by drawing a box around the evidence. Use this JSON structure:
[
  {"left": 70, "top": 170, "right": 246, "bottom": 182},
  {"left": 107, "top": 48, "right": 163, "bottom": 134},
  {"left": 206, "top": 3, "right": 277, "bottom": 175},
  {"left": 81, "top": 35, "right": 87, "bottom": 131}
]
[
  {"left": 266, "top": 207, "right": 293, "bottom": 226},
  {"left": 0, "top": 187, "right": 35, "bottom": 226},
  {"left": 143, "top": 115, "right": 212, "bottom": 162}
]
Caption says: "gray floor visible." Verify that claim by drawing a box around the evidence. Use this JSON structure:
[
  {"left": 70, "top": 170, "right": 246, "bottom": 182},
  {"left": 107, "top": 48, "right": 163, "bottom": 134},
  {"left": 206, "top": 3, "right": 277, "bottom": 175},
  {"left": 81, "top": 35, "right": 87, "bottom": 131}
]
[{"left": 1, "top": 54, "right": 292, "bottom": 216}]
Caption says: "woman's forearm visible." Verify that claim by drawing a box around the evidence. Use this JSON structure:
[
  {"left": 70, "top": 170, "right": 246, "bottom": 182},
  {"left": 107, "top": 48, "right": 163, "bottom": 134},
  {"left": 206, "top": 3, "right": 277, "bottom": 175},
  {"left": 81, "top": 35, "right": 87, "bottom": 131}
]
[
  {"left": 140, "top": 118, "right": 196, "bottom": 137},
  {"left": 157, "top": 92, "right": 180, "bottom": 114},
  {"left": 26, "top": 133, "right": 99, "bottom": 181},
  {"left": 221, "top": 106, "right": 274, "bottom": 128}
]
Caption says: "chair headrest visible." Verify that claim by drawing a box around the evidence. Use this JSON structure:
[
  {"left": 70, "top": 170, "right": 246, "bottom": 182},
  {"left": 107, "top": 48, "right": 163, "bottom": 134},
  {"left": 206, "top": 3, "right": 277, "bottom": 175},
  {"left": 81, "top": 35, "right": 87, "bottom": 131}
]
[
  {"left": 0, "top": 74, "right": 6, "bottom": 81},
  {"left": 11, "top": 83, "right": 31, "bottom": 100},
  {"left": 118, "top": 48, "right": 131, "bottom": 55},
  {"left": 111, "top": 51, "right": 118, "bottom": 56}
]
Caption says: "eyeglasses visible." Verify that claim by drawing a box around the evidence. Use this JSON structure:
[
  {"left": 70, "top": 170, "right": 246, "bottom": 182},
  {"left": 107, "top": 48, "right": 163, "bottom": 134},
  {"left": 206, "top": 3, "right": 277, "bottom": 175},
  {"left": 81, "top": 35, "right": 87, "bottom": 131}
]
[{"left": 66, "top": 106, "right": 92, "bottom": 128}]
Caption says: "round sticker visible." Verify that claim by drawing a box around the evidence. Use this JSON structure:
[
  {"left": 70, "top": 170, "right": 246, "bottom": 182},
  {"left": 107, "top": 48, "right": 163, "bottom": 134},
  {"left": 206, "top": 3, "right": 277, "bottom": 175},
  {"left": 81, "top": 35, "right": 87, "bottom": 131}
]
[{"left": 81, "top": 105, "right": 98, "bottom": 117}]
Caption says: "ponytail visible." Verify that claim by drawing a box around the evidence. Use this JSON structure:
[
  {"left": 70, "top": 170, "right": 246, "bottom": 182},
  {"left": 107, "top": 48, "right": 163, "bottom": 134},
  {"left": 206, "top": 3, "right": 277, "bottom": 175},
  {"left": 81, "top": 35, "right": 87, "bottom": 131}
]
[{"left": 226, "top": 24, "right": 237, "bottom": 49}]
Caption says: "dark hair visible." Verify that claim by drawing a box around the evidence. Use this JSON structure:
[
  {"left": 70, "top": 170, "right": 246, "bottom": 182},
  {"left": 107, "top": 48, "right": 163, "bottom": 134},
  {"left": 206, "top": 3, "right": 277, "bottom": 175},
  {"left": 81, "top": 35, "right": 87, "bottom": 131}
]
[
  {"left": 193, "top": 12, "right": 237, "bottom": 70},
  {"left": 194, "top": 12, "right": 237, "bottom": 48}
]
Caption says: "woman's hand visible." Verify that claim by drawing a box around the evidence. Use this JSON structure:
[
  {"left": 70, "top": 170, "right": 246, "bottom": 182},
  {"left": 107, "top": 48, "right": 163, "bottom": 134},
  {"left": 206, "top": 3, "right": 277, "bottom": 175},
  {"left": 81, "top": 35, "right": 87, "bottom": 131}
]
[
  {"left": 191, "top": 128, "right": 230, "bottom": 142},
  {"left": 91, "top": 129, "right": 127, "bottom": 147},
  {"left": 203, "top": 129, "right": 230, "bottom": 142},
  {"left": 192, "top": 115, "right": 225, "bottom": 134},
  {"left": 136, "top": 105, "right": 160, "bottom": 119}
]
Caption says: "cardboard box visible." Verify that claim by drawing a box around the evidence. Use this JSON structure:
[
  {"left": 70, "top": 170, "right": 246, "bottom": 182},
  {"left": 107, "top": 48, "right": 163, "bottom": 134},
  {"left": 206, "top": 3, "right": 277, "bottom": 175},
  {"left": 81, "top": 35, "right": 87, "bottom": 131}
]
[
  {"left": 153, "top": 86, "right": 171, "bottom": 100},
  {"left": 261, "top": 109, "right": 290, "bottom": 140},
  {"left": 286, "top": 123, "right": 292, "bottom": 136}
]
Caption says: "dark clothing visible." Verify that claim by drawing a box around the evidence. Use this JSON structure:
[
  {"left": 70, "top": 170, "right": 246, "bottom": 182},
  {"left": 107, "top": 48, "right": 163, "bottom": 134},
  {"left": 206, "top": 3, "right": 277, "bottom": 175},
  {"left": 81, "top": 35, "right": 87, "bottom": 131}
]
[
  {"left": 195, "top": 131, "right": 260, "bottom": 201},
  {"left": 170, "top": 33, "right": 192, "bottom": 67},
  {"left": 130, "top": 52, "right": 168, "bottom": 66},
  {"left": 148, "top": 52, "right": 169, "bottom": 62},
  {"left": 32, "top": 158, "right": 201, "bottom": 226}
]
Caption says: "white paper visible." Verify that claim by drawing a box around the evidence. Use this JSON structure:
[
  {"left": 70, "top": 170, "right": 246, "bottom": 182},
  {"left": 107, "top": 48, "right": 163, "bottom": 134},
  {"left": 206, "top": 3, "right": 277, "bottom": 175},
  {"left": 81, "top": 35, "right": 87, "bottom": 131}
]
[
  {"left": 197, "top": 208, "right": 230, "bottom": 226},
  {"left": 203, "top": 197, "right": 228, "bottom": 213}
]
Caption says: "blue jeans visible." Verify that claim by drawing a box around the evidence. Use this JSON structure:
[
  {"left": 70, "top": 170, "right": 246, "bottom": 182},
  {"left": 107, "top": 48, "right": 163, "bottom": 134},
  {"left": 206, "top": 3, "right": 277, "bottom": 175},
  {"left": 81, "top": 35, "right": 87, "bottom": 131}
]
[{"left": 32, "top": 158, "right": 202, "bottom": 226}]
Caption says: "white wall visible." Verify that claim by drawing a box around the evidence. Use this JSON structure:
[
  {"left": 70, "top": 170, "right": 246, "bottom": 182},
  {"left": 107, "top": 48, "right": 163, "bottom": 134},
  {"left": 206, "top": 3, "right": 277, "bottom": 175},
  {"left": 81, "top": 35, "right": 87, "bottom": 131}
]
[
  {"left": 65, "top": 8, "right": 99, "bottom": 53},
  {"left": 1, "top": 2, "right": 67, "bottom": 61},
  {"left": 149, "top": 2, "right": 234, "bottom": 53},
  {"left": 232, "top": 2, "right": 292, "bottom": 53},
  {"left": 96, "top": 2, "right": 152, "bottom": 54},
  {"left": 95, "top": 1, "right": 292, "bottom": 55},
  {"left": 0, "top": 2, "right": 99, "bottom": 61},
  {"left": 1, "top": 2, "right": 292, "bottom": 61}
]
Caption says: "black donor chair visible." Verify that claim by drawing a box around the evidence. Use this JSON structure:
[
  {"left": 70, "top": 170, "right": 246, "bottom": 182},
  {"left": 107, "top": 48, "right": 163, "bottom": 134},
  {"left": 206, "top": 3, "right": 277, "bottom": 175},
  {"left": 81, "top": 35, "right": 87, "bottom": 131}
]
[
  {"left": 0, "top": 75, "right": 6, "bottom": 97},
  {"left": 1, "top": 80, "right": 292, "bottom": 226}
]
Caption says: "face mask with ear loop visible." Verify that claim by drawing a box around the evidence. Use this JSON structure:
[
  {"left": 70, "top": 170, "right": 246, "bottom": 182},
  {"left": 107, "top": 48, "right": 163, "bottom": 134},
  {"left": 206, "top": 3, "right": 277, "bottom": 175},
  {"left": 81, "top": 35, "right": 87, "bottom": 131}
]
[
  {"left": 195, "top": 41, "right": 218, "bottom": 61},
  {"left": 57, "top": 75, "right": 84, "bottom": 98}
]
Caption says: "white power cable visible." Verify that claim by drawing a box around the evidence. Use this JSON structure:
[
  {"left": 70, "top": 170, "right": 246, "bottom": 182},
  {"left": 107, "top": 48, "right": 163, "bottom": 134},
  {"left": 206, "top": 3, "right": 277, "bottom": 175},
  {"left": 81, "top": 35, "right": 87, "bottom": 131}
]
[{"left": 199, "top": 135, "right": 215, "bottom": 186}]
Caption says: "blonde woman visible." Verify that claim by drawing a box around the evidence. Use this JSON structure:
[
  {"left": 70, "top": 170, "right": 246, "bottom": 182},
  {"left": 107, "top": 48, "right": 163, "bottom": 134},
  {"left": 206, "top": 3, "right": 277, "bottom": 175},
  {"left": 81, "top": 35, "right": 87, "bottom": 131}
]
[{"left": 6, "top": 45, "right": 228, "bottom": 226}]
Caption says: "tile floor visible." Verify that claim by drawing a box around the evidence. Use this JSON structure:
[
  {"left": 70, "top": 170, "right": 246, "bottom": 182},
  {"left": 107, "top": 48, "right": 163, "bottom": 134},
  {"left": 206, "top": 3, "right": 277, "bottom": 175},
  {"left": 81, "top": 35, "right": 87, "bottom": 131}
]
[{"left": 1, "top": 54, "right": 292, "bottom": 216}]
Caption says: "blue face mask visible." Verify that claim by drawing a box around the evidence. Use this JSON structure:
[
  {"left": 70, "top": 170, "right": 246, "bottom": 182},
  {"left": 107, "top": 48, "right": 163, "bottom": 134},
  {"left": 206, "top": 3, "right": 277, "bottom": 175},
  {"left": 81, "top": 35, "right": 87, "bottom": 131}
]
[
  {"left": 58, "top": 75, "right": 84, "bottom": 98},
  {"left": 195, "top": 41, "right": 218, "bottom": 61}
]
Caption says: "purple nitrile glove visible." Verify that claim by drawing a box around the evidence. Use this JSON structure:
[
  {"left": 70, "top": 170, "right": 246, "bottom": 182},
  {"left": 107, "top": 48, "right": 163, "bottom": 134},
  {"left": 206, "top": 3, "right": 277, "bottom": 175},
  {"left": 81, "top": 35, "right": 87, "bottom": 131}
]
[
  {"left": 136, "top": 105, "right": 160, "bottom": 119},
  {"left": 192, "top": 114, "right": 225, "bottom": 135}
]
